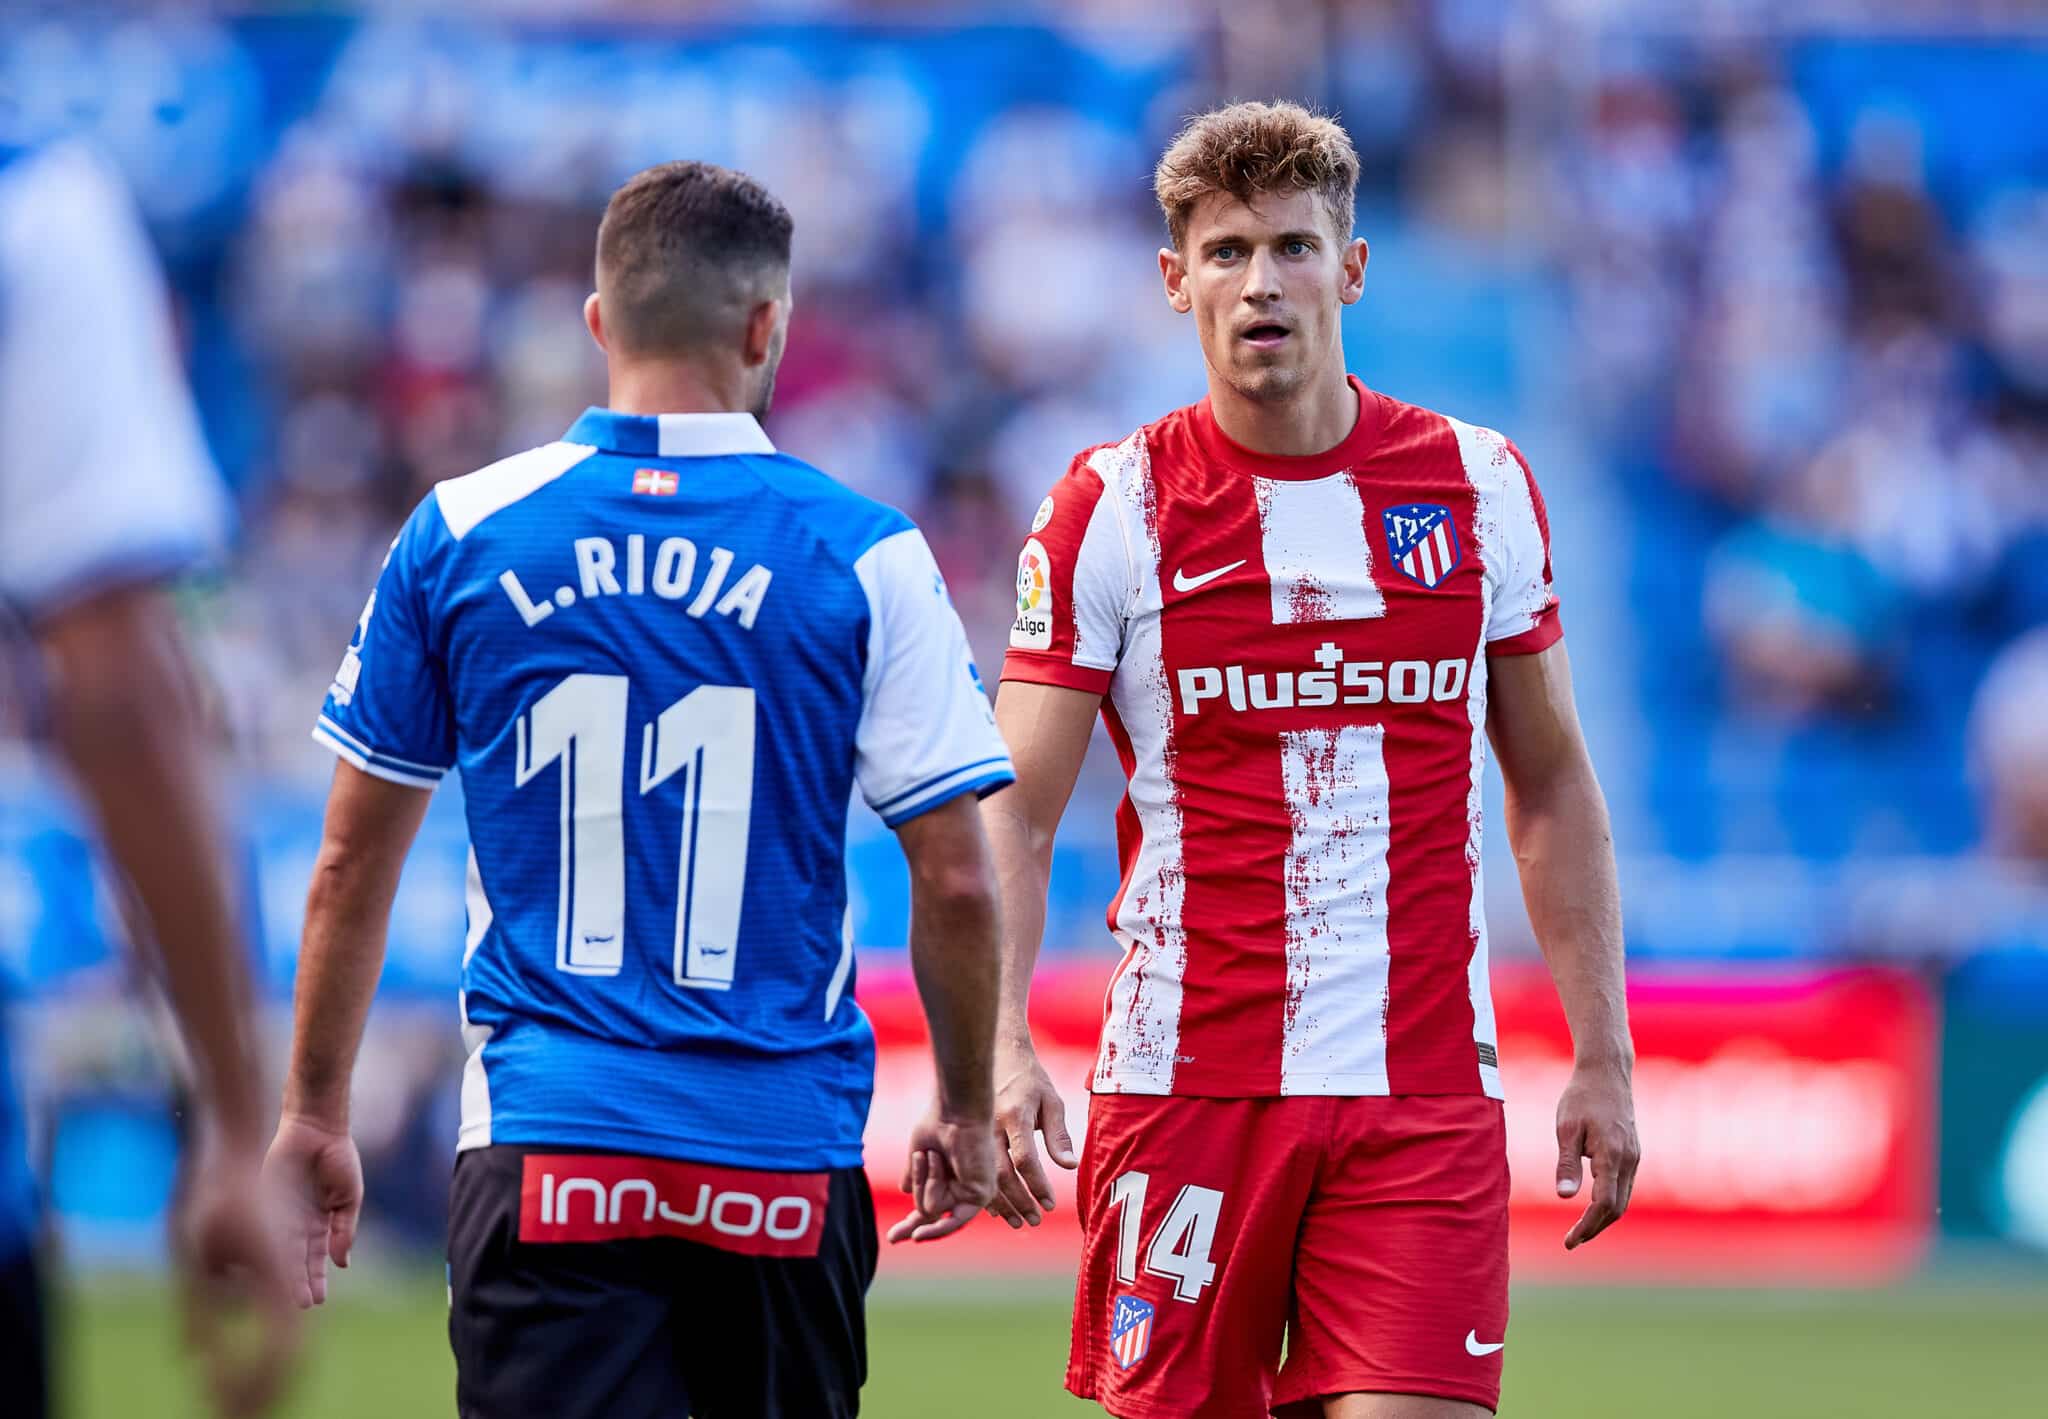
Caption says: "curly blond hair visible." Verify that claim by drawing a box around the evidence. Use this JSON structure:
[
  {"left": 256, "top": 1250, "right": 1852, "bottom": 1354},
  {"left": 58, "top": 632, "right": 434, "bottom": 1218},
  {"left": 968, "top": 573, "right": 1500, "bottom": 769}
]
[{"left": 1154, "top": 100, "right": 1359, "bottom": 250}]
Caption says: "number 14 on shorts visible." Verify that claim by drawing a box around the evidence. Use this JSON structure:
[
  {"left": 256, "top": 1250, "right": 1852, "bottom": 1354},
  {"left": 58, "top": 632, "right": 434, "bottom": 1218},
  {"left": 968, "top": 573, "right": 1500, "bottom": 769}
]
[{"left": 1107, "top": 1170, "right": 1223, "bottom": 1303}]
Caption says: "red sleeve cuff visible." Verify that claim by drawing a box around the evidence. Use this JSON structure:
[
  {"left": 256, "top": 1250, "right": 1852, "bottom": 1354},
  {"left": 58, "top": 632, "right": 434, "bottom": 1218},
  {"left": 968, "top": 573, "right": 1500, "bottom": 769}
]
[
  {"left": 1000, "top": 651, "right": 1114, "bottom": 695},
  {"left": 1486, "top": 602, "right": 1563, "bottom": 656}
]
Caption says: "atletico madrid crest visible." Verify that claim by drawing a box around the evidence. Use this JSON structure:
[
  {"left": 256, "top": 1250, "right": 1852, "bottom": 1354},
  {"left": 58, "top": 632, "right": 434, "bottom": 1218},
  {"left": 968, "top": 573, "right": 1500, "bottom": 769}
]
[
  {"left": 1109, "top": 1294, "right": 1154, "bottom": 1370},
  {"left": 1383, "top": 503, "right": 1462, "bottom": 589}
]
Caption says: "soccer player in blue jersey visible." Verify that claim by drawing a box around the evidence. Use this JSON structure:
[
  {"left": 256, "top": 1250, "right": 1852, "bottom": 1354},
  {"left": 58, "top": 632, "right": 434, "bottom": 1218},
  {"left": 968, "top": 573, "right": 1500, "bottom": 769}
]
[
  {"left": 263, "top": 161, "right": 1012, "bottom": 1418},
  {"left": 0, "top": 141, "right": 298, "bottom": 1418}
]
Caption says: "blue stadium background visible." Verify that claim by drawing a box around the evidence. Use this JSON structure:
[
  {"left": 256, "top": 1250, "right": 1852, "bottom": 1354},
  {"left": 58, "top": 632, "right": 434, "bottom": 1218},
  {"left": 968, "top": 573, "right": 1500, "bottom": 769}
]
[{"left": 2, "top": 3, "right": 2045, "bottom": 1267}]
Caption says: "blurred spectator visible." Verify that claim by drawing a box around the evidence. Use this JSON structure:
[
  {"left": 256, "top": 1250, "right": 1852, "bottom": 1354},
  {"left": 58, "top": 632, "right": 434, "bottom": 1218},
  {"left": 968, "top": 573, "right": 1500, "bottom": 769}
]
[{"left": 1970, "top": 629, "right": 2048, "bottom": 867}]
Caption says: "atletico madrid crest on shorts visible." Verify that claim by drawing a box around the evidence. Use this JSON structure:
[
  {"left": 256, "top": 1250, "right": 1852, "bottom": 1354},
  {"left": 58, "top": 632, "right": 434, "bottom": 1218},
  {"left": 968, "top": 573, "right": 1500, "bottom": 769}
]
[
  {"left": 1383, "top": 503, "right": 1462, "bottom": 589},
  {"left": 1110, "top": 1294, "right": 1154, "bottom": 1370}
]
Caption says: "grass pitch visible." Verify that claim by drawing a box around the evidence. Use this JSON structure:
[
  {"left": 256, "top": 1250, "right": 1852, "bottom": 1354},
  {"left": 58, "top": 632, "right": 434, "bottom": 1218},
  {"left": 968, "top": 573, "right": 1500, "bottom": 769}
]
[{"left": 59, "top": 1270, "right": 2044, "bottom": 1417}]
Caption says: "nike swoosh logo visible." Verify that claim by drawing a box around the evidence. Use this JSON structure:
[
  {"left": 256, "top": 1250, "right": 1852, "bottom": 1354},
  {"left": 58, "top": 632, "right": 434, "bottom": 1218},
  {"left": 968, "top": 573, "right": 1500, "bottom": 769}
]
[
  {"left": 1465, "top": 1331, "right": 1505, "bottom": 1357},
  {"left": 1172, "top": 559, "right": 1246, "bottom": 593}
]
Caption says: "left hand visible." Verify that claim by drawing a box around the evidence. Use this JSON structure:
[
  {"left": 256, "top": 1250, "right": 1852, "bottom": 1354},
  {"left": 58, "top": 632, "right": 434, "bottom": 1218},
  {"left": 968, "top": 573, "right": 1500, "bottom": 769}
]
[
  {"left": 885, "top": 1102, "right": 998, "bottom": 1245},
  {"left": 177, "top": 1137, "right": 302, "bottom": 1418},
  {"left": 1554, "top": 1059, "right": 1640, "bottom": 1250}
]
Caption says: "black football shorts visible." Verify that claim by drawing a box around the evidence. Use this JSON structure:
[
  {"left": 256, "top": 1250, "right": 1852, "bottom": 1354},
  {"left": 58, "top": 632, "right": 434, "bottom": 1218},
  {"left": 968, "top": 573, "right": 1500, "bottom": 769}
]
[{"left": 447, "top": 1145, "right": 877, "bottom": 1419}]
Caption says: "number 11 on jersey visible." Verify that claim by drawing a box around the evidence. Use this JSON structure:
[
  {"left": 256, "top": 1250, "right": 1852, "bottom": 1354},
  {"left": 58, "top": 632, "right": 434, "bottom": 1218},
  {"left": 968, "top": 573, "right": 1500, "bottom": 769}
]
[{"left": 514, "top": 673, "right": 757, "bottom": 989}]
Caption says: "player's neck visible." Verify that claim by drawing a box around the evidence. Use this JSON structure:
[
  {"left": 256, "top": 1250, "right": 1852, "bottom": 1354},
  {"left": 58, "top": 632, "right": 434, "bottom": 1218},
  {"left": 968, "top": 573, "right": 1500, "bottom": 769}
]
[
  {"left": 1206, "top": 364, "right": 1357, "bottom": 457},
  {"left": 605, "top": 360, "right": 750, "bottom": 419}
]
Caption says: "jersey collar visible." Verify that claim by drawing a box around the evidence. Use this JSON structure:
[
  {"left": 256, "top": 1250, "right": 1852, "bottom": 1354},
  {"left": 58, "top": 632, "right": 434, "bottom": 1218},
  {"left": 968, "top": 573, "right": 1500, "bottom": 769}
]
[
  {"left": 564, "top": 407, "right": 776, "bottom": 458},
  {"left": 1192, "top": 374, "right": 1385, "bottom": 480}
]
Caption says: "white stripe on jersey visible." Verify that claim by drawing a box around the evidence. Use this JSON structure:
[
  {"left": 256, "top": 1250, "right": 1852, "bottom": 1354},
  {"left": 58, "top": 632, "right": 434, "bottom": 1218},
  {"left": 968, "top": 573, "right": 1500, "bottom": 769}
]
[
  {"left": 1279, "top": 724, "right": 1393, "bottom": 1094},
  {"left": 1071, "top": 472, "right": 1133, "bottom": 672},
  {"left": 459, "top": 841, "right": 497, "bottom": 1147},
  {"left": 1253, "top": 475, "right": 1387, "bottom": 623},
  {"left": 1446, "top": 417, "right": 1549, "bottom": 642},
  {"left": 1094, "top": 432, "right": 1185, "bottom": 1095},
  {"left": 1450, "top": 417, "right": 1517, "bottom": 1098}
]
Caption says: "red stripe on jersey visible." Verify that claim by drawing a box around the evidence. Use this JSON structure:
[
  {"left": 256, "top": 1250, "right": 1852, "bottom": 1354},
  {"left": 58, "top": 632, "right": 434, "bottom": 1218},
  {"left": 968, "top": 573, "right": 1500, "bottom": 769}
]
[
  {"left": 1367, "top": 419, "right": 1485, "bottom": 1093},
  {"left": 1150, "top": 455, "right": 1290, "bottom": 1094}
]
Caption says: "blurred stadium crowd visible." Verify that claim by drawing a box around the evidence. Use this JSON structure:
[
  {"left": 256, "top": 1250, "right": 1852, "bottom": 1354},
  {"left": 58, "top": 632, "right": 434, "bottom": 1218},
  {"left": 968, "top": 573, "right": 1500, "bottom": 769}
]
[
  {"left": 2, "top": 3, "right": 2046, "bottom": 1265},
  {"left": 4, "top": 4, "right": 2043, "bottom": 870}
]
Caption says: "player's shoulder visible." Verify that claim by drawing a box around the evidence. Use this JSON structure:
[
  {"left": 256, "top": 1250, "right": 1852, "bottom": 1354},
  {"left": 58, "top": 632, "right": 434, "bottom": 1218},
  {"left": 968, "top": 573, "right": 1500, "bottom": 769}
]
[
  {"left": 743, "top": 449, "right": 918, "bottom": 568},
  {"left": 428, "top": 439, "right": 604, "bottom": 543},
  {"left": 1375, "top": 391, "right": 1531, "bottom": 488}
]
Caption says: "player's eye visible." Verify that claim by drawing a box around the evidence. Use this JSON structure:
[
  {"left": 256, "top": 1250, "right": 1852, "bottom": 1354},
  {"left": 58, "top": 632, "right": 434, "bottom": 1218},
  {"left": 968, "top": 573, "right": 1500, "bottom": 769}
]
[
  {"left": 1211, "top": 245, "right": 1238, "bottom": 261},
  {"left": 1286, "top": 240, "right": 1311, "bottom": 256}
]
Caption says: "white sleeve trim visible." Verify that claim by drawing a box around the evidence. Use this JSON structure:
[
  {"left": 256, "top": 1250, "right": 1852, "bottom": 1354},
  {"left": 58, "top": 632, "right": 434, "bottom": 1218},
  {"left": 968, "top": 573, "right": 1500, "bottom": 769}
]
[{"left": 311, "top": 722, "right": 445, "bottom": 790}]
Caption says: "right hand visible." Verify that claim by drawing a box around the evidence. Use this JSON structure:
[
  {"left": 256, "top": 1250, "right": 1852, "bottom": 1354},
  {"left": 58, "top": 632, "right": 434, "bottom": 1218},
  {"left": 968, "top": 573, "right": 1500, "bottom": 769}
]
[
  {"left": 885, "top": 1103, "right": 998, "bottom": 1244},
  {"left": 261, "top": 1115, "right": 365, "bottom": 1308},
  {"left": 176, "top": 1137, "right": 301, "bottom": 1418},
  {"left": 985, "top": 1037, "right": 1078, "bottom": 1229}
]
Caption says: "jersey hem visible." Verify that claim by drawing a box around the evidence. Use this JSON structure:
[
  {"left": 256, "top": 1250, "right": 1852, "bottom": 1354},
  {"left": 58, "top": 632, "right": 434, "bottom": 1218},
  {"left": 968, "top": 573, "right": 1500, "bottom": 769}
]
[
  {"left": 1086, "top": 1083, "right": 1508, "bottom": 1100},
  {"left": 455, "top": 1124, "right": 864, "bottom": 1174},
  {"left": 1485, "top": 605, "right": 1563, "bottom": 656},
  {"left": 999, "top": 652, "right": 1114, "bottom": 695}
]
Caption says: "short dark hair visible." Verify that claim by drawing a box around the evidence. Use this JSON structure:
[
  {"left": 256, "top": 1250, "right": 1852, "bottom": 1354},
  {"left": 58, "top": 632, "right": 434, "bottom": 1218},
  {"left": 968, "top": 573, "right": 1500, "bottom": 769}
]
[{"left": 595, "top": 161, "right": 794, "bottom": 356}]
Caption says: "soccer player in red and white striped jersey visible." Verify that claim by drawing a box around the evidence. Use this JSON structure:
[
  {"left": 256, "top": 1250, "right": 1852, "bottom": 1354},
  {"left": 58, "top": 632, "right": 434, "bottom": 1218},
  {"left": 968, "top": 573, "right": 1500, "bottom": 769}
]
[{"left": 981, "top": 103, "right": 1641, "bottom": 1418}]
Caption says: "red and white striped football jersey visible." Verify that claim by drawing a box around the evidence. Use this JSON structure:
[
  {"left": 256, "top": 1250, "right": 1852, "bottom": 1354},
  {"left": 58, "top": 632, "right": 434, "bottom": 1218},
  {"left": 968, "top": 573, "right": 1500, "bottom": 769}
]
[{"left": 1002, "top": 377, "right": 1561, "bottom": 1100}]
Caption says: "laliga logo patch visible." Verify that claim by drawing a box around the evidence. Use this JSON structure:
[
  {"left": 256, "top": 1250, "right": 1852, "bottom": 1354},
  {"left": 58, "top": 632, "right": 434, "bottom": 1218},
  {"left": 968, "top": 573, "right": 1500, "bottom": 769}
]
[
  {"left": 1383, "top": 503, "right": 1462, "bottom": 590},
  {"left": 1109, "top": 1294, "right": 1154, "bottom": 1370},
  {"left": 1011, "top": 538, "right": 1053, "bottom": 650}
]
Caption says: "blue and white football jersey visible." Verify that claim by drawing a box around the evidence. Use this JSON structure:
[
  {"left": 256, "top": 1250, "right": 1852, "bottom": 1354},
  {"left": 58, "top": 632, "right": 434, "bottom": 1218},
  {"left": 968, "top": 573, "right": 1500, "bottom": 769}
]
[
  {"left": 313, "top": 409, "right": 1014, "bottom": 1170},
  {"left": 0, "top": 141, "right": 230, "bottom": 1261}
]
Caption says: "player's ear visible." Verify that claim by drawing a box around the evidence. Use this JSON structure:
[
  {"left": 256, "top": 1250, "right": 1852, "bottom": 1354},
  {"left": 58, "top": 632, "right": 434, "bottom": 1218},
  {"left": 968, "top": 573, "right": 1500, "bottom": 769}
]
[
  {"left": 1338, "top": 237, "right": 1368, "bottom": 307},
  {"left": 1160, "top": 247, "right": 1193, "bottom": 315},
  {"left": 583, "top": 292, "right": 609, "bottom": 353},
  {"left": 742, "top": 298, "right": 780, "bottom": 368}
]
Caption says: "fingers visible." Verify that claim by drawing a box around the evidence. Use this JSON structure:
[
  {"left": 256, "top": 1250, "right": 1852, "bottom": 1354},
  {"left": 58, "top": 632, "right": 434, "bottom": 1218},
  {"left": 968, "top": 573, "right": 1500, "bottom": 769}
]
[
  {"left": 329, "top": 1196, "right": 359, "bottom": 1270},
  {"left": 999, "top": 1119, "right": 1052, "bottom": 1223},
  {"left": 1563, "top": 1126, "right": 1639, "bottom": 1250},
  {"left": 1555, "top": 1118, "right": 1586, "bottom": 1200},
  {"left": 303, "top": 1224, "right": 329, "bottom": 1307},
  {"left": 916, "top": 1149, "right": 951, "bottom": 1221},
  {"left": 905, "top": 1202, "right": 979, "bottom": 1243},
  {"left": 1041, "top": 1092, "right": 1079, "bottom": 1171},
  {"left": 988, "top": 1162, "right": 1036, "bottom": 1229}
]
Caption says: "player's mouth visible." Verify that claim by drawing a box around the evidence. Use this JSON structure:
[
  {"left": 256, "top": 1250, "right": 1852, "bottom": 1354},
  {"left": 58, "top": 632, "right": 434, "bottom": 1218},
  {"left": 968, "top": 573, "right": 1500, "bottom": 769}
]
[{"left": 1238, "top": 320, "right": 1292, "bottom": 350}]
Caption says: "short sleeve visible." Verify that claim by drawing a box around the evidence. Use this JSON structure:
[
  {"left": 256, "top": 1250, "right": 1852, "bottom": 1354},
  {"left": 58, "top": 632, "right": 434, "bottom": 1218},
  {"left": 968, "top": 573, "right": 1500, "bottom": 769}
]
[
  {"left": 853, "top": 527, "right": 1015, "bottom": 827},
  {"left": 999, "top": 449, "right": 1133, "bottom": 694},
  {"left": 0, "top": 145, "right": 229, "bottom": 615},
  {"left": 1484, "top": 440, "right": 1563, "bottom": 655},
  {"left": 311, "top": 500, "right": 456, "bottom": 789}
]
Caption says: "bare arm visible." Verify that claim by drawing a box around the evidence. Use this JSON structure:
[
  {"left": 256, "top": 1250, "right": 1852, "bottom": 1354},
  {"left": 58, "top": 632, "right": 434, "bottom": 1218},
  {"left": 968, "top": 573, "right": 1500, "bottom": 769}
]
[
  {"left": 283, "top": 762, "right": 433, "bottom": 1123},
  {"left": 38, "top": 585, "right": 266, "bottom": 1144},
  {"left": 1487, "top": 641, "right": 1639, "bottom": 1247},
  {"left": 884, "top": 791, "right": 1004, "bottom": 1243},
  {"left": 896, "top": 791, "right": 1003, "bottom": 1122},
  {"left": 266, "top": 760, "right": 431, "bottom": 1305},
  {"left": 38, "top": 582, "right": 301, "bottom": 1414},
  {"left": 980, "top": 679, "right": 1098, "bottom": 1226}
]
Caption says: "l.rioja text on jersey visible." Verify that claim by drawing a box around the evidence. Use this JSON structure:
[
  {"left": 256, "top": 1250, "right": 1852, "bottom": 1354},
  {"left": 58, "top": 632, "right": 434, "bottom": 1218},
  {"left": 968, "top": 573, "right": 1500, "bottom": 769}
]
[{"left": 499, "top": 533, "right": 775, "bottom": 630}]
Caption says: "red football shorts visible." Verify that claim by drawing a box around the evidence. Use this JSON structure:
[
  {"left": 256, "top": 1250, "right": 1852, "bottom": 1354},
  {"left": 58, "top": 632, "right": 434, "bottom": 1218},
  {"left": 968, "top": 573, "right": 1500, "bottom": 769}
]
[{"left": 1065, "top": 1094, "right": 1510, "bottom": 1418}]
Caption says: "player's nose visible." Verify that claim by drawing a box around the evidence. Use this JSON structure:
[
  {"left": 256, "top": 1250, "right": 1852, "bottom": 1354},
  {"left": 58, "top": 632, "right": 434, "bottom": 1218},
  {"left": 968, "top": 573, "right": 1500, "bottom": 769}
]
[{"left": 1241, "top": 245, "right": 1285, "bottom": 302}]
